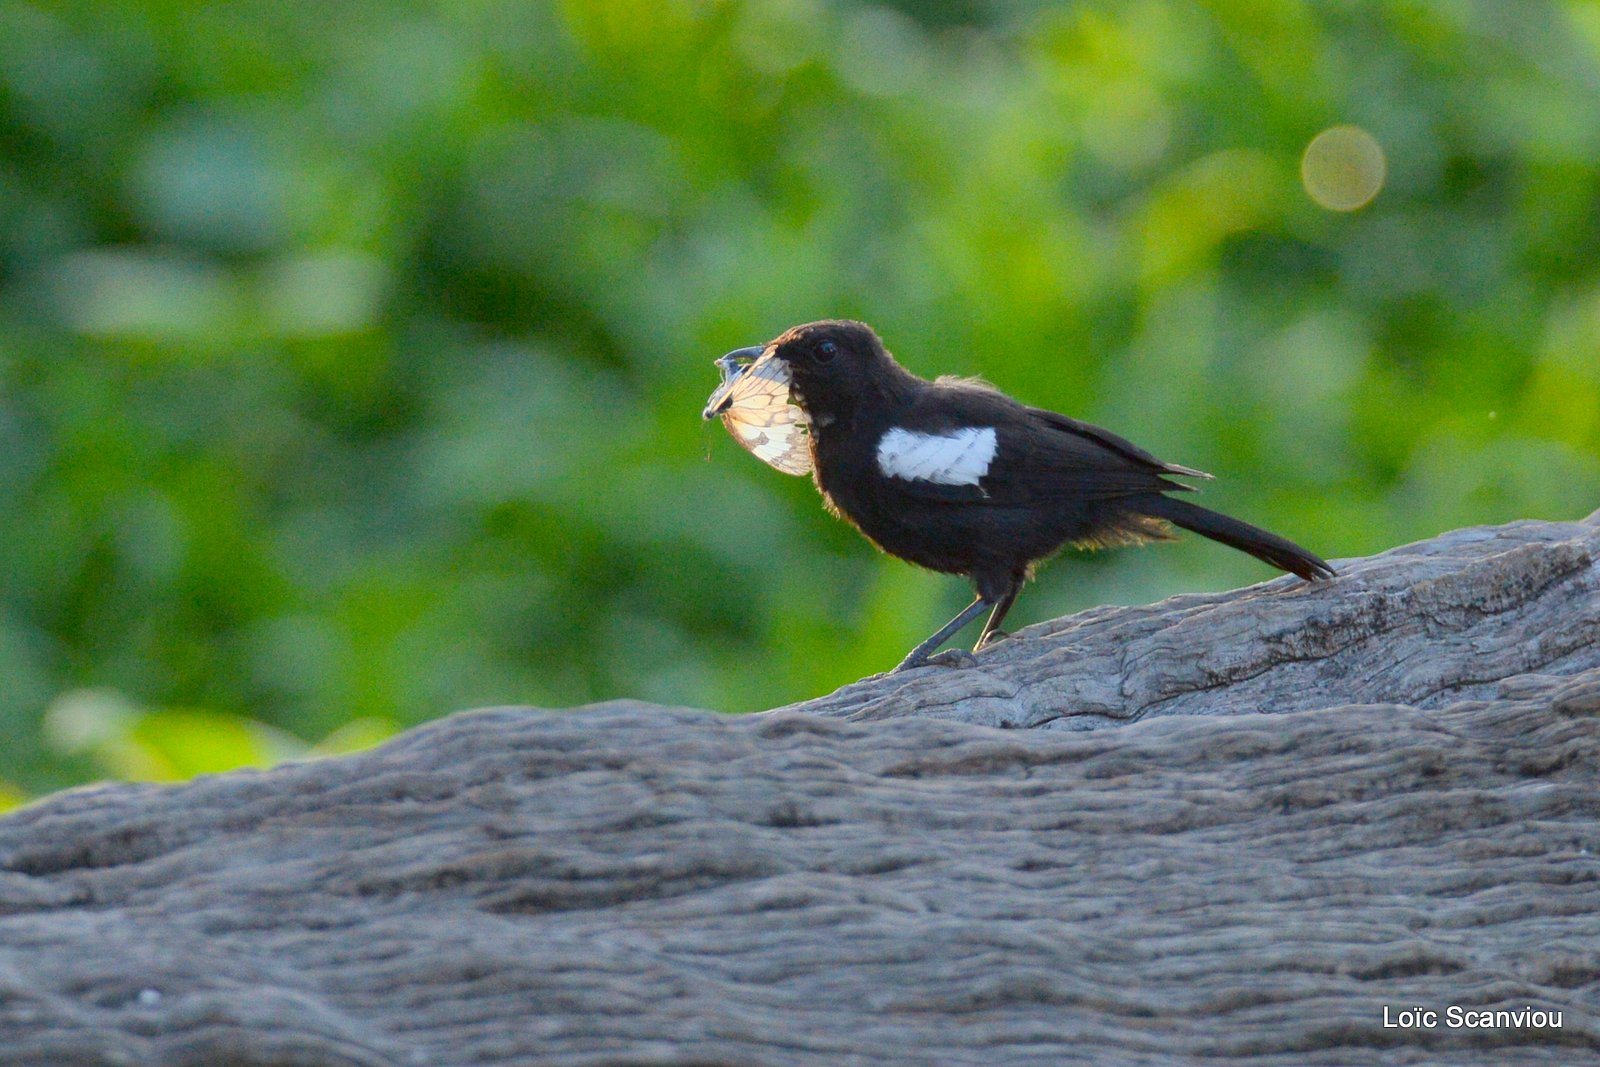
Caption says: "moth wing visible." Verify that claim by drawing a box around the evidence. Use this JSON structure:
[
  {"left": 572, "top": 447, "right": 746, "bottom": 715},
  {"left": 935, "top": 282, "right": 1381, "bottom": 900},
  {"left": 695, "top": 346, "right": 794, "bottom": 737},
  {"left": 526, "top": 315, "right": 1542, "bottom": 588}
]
[
  {"left": 706, "top": 354, "right": 813, "bottom": 476},
  {"left": 722, "top": 408, "right": 812, "bottom": 475}
]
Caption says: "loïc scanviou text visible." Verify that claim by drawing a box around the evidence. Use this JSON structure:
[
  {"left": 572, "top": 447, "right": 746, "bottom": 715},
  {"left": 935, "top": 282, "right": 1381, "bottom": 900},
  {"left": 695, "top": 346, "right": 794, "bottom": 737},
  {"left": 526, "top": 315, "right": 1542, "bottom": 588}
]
[{"left": 1383, "top": 1006, "right": 1563, "bottom": 1029}]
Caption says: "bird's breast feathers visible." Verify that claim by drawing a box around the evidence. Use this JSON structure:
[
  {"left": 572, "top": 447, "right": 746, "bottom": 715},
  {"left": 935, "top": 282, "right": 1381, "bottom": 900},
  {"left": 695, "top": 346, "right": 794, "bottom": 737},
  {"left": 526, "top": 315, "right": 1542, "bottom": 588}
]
[{"left": 874, "top": 426, "right": 998, "bottom": 487}]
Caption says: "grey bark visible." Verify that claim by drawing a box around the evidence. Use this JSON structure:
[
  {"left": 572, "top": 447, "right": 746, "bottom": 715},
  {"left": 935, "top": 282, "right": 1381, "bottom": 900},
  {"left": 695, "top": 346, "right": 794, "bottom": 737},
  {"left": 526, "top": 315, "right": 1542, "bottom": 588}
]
[{"left": 2, "top": 511, "right": 1598, "bottom": 1067}]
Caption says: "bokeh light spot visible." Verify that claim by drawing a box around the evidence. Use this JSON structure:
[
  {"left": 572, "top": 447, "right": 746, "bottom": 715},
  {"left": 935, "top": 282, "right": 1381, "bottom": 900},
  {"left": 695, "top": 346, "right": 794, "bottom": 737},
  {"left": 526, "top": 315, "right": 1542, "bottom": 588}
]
[{"left": 1301, "top": 125, "right": 1386, "bottom": 212}]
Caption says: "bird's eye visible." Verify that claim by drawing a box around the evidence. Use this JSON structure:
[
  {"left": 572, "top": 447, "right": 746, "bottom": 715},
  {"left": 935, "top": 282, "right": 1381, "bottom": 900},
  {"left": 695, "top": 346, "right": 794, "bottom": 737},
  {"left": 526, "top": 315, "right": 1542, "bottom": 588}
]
[{"left": 814, "top": 341, "right": 838, "bottom": 364}]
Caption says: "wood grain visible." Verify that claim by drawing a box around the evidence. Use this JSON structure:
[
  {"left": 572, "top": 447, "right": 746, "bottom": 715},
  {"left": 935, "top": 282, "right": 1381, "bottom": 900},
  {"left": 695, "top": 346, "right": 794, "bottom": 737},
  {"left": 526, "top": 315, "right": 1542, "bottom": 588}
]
[{"left": 3, "top": 511, "right": 1597, "bottom": 1066}]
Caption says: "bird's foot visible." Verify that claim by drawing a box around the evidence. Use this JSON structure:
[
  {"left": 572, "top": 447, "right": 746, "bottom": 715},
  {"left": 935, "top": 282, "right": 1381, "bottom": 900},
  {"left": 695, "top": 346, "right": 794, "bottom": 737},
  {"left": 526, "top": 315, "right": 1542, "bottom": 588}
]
[
  {"left": 892, "top": 648, "right": 978, "bottom": 673},
  {"left": 973, "top": 629, "right": 1010, "bottom": 652}
]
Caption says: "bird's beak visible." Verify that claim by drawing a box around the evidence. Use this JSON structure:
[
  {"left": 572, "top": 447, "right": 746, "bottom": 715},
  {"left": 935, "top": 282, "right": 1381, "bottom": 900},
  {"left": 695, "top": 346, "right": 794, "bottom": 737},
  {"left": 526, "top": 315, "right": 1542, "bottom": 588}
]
[{"left": 702, "top": 345, "right": 773, "bottom": 420}]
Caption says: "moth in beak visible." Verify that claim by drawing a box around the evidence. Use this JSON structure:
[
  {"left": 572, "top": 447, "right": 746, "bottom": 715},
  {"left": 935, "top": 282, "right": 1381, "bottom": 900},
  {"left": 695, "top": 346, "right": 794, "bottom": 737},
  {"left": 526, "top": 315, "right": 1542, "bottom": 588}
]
[{"left": 702, "top": 346, "right": 813, "bottom": 476}]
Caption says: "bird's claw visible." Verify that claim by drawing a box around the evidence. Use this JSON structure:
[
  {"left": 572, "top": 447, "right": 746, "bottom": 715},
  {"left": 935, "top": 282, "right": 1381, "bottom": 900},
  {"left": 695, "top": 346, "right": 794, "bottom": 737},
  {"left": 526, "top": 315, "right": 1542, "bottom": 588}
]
[
  {"left": 891, "top": 648, "right": 979, "bottom": 673},
  {"left": 973, "top": 629, "right": 1010, "bottom": 651}
]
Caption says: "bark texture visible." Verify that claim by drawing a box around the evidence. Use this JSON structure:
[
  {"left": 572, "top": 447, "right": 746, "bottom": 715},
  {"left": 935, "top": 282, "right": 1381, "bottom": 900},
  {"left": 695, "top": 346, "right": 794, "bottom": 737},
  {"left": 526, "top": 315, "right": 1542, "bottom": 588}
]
[{"left": 2, "top": 511, "right": 1598, "bottom": 1067}]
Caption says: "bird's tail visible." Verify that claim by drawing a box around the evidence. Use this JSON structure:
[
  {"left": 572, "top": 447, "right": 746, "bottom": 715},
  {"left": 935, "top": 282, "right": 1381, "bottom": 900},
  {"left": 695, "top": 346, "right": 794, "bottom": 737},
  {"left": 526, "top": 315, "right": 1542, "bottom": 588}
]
[{"left": 1140, "top": 496, "right": 1336, "bottom": 581}]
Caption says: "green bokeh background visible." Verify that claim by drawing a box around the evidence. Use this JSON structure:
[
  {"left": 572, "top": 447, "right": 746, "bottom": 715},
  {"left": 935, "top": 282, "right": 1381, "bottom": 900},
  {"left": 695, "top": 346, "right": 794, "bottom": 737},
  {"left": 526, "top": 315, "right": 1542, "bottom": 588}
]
[{"left": 3, "top": 0, "right": 1598, "bottom": 803}]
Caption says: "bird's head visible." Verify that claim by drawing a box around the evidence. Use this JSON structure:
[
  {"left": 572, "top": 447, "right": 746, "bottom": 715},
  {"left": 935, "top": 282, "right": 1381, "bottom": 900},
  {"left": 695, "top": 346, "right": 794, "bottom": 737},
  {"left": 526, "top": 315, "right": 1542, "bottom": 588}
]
[{"left": 703, "top": 320, "right": 895, "bottom": 430}]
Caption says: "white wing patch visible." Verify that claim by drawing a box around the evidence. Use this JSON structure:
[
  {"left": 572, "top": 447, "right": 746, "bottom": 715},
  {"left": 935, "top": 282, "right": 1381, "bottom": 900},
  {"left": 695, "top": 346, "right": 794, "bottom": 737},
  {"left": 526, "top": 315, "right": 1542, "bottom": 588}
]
[{"left": 876, "top": 427, "right": 997, "bottom": 486}]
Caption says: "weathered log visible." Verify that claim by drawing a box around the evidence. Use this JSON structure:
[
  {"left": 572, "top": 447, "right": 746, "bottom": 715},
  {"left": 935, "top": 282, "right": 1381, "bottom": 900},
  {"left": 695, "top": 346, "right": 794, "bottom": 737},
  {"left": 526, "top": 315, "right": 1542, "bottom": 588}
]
[
  {"left": 796, "top": 511, "right": 1600, "bottom": 726},
  {"left": 2, "top": 511, "right": 1598, "bottom": 1066}
]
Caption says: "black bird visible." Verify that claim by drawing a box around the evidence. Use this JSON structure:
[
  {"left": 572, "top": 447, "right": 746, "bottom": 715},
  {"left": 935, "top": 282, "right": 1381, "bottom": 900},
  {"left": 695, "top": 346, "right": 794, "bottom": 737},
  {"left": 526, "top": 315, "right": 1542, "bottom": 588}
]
[{"left": 703, "top": 320, "right": 1335, "bottom": 673}]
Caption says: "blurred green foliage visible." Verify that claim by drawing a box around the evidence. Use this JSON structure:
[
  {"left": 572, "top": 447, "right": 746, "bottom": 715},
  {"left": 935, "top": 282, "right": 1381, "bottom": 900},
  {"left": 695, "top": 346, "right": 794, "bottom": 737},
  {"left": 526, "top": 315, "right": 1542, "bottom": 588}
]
[{"left": 2, "top": 0, "right": 1599, "bottom": 802}]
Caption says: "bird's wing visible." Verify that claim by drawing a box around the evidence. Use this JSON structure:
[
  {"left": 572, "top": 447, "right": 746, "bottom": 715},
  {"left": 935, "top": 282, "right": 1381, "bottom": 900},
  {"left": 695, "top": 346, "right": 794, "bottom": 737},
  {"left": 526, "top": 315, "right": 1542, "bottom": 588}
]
[
  {"left": 982, "top": 407, "right": 1209, "bottom": 503},
  {"left": 882, "top": 383, "right": 1209, "bottom": 505},
  {"left": 1025, "top": 408, "right": 1213, "bottom": 483}
]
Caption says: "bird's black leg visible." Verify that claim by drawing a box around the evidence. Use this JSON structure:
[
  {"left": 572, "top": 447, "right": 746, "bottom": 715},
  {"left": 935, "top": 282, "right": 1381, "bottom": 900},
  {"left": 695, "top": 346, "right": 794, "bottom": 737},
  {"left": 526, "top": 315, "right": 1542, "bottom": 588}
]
[
  {"left": 891, "top": 595, "right": 992, "bottom": 673},
  {"left": 974, "top": 577, "right": 1021, "bottom": 651}
]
